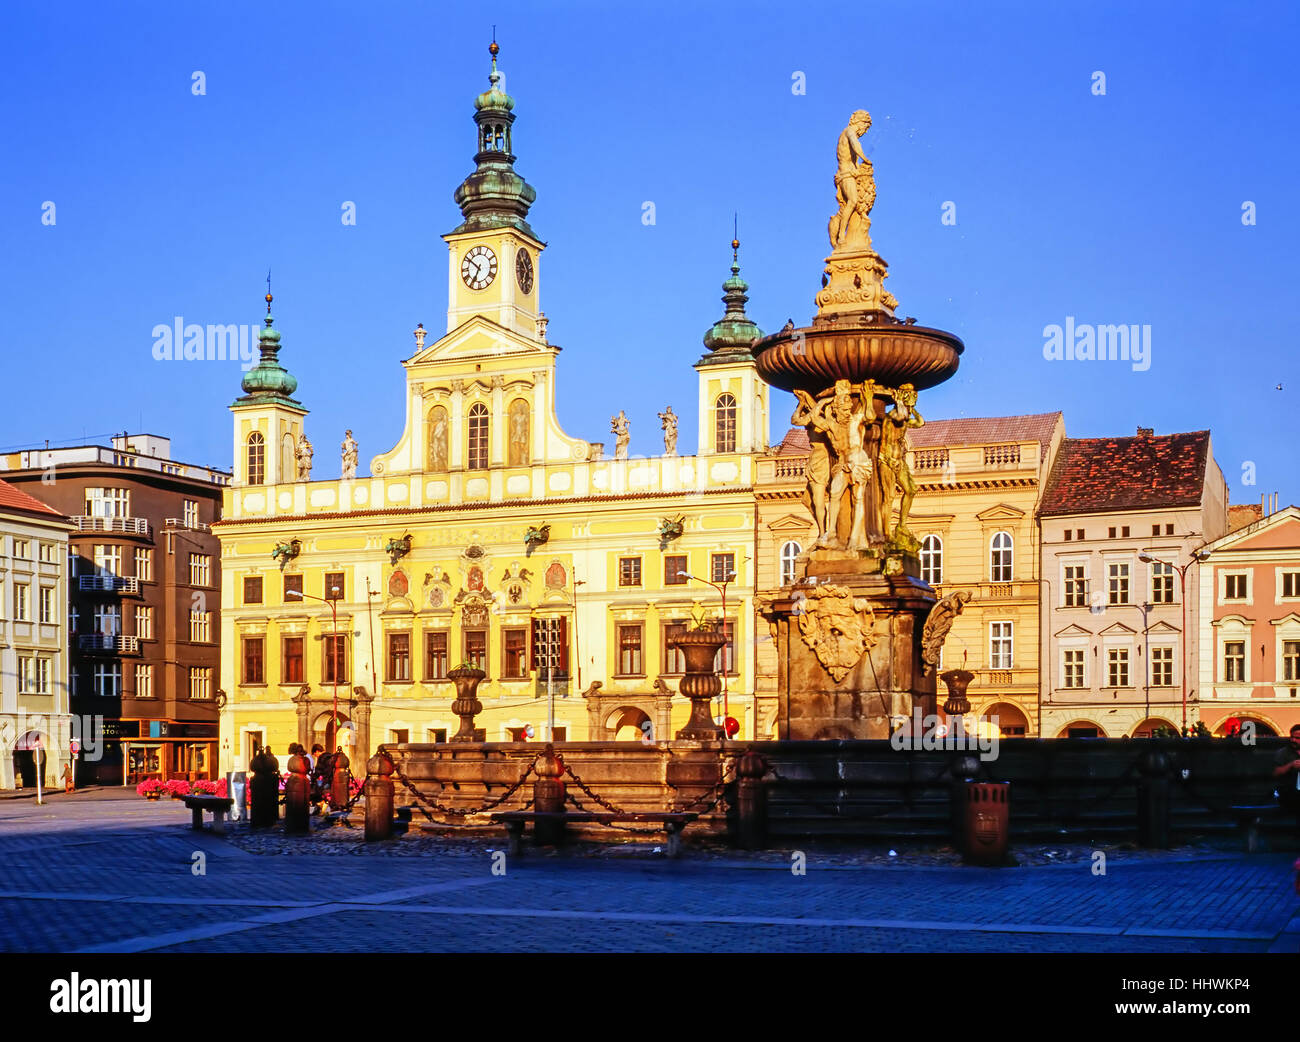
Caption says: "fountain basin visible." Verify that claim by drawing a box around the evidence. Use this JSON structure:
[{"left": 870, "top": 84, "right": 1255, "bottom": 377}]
[{"left": 753, "top": 321, "right": 963, "bottom": 395}]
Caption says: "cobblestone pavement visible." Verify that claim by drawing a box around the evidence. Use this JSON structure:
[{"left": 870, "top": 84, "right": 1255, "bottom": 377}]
[{"left": 1, "top": 790, "right": 1296, "bottom": 953}]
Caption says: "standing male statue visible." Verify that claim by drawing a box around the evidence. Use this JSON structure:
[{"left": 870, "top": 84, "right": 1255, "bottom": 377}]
[
  {"left": 295, "top": 433, "right": 313, "bottom": 481},
  {"left": 610, "top": 410, "right": 630, "bottom": 460},
  {"left": 340, "top": 429, "right": 358, "bottom": 480},
  {"left": 792, "top": 394, "right": 831, "bottom": 546},
  {"left": 829, "top": 110, "right": 876, "bottom": 250},
  {"left": 876, "top": 384, "right": 923, "bottom": 544},
  {"left": 658, "top": 406, "right": 678, "bottom": 456}
]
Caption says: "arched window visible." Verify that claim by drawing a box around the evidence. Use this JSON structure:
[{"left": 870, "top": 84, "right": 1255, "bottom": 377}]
[
  {"left": 920, "top": 534, "right": 943, "bottom": 585},
  {"left": 715, "top": 393, "right": 737, "bottom": 453},
  {"left": 246, "top": 432, "right": 265, "bottom": 485},
  {"left": 467, "top": 403, "right": 489, "bottom": 471},
  {"left": 779, "top": 541, "right": 802, "bottom": 585},
  {"left": 990, "top": 531, "right": 1013, "bottom": 582}
]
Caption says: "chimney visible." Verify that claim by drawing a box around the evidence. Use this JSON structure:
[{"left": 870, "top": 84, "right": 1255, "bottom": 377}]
[{"left": 1136, "top": 426, "right": 1153, "bottom": 438}]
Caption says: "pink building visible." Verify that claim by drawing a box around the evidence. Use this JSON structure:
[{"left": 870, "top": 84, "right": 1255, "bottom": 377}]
[{"left": 1197, "top": 505, "right": 1300, "bottom": 736}]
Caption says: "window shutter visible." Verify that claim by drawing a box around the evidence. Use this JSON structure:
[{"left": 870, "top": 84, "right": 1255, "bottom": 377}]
[
  {"left": 530, "top": 618, "right": 540, "bottom": 671},
  {"left": 558, "top": 618, "right": 569, "bottom": 673}
]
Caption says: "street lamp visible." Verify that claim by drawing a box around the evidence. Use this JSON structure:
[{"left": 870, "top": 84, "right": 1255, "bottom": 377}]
[
  {"left": 1137, "top": 548, "right": 1211, "bottom": 733},
  {"left": 677, "top": 569, "right": 736, "bottom": 738},
  {"left": 286, "top": 585, "right": 343, "bottom": 753}
]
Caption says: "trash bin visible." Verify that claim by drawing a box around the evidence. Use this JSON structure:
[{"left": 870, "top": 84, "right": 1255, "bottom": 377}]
[{"left": 963, "top": 781, "right": 1009, "bottom": 866}]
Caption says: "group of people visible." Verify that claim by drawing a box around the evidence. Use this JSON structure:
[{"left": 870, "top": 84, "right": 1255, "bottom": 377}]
[{"left": 286, "top": 743, "right": 336, "bottom": 812}]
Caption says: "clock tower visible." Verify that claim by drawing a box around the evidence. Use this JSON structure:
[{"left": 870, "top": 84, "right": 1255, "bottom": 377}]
[{"left": 444, "top": 41, "right": 544, "bottom": 340}]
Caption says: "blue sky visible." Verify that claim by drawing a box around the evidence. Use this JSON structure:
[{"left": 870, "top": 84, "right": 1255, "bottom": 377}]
[{"left": 2, "top": 0, "right": 1296, "bottom": 506}]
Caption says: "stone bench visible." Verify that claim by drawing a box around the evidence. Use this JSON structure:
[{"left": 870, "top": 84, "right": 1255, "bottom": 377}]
[
  {"left": 181, "top": 795, "right": 234, "bottom": 835},
  {"left": 490, "top": 811, "right": 699, "bottom": 858}
]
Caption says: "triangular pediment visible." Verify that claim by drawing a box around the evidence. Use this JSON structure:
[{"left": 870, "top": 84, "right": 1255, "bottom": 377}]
[
  {"left": 1053, "top": 623, "right": 1093, "bottom": 639},
  {"left": 768, "top": 513, "right": 814, "bottom": 533},
  {"left": 1147, "top": 620, "right": 1180, "bottom": 636},
  {"left": 1098, "top": 621, "right": 1137, "bottom": 637},
  {"left": 976, "top": 503, "right": 1026, "bottom": 522},
  {"left": 406, "top": 314, "right": 553, "bottom": 368}
]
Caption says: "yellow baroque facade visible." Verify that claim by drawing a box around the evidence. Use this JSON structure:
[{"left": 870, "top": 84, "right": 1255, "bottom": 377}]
[{"left": 215, "top": 50, "right": 768, "bottom": 774}]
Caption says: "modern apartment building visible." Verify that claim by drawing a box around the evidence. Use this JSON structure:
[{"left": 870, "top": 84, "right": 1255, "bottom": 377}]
[{"left": 0, "top": 434, "right": 229, "bottom": 784}]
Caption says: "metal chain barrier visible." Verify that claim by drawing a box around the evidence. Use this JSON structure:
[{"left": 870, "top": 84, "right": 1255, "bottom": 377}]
[
  {"left": 563, "top": 788, "right": 664, "bottom": 835},
  {"left": 389, "top": 759, "right": 535, "bottom": 821}
]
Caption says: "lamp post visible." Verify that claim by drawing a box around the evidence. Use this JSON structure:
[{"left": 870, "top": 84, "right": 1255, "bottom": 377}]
[
  {"left": 1138, "top": 548, "right": 1211, "bottom": 734},
  {"left": 287, "top": 585, "right": 343, "bottom": 751},
  {"left": 678, "top": 569, "right": 736, "bottom": 737}
]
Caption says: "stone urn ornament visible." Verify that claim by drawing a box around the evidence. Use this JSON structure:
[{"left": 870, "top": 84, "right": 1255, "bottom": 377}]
[
  {"left": 448, "top": 664, "right": 487, "bottom": 742},
  {"left": 669, "top": 621, "right": 727, "bottom": 740}
]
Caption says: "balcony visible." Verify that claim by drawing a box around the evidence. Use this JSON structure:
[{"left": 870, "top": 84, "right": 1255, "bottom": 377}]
[
  {"left": 79, "top": 575, "right": 140, "bottom": 594},
  {"left": 72, "top": 516, "right": 149, "bottom": 536},
  {"left": 165, "top": 517, "right": 210, "bottom": 533},
  {"left": 78, "top": 633, "right": 140, "bottom": 654},
  {"left": 913, "top": 448, "right": 950, "bottom": 471},
  {"left": 982, "top": 444, "right": 1022, "bottom": 466}
]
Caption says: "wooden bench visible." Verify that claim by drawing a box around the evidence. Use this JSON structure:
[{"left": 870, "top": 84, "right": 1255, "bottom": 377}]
[
  {"left": 1231, "top": 804, "right": 1283, "bottom": 852},
  {"left": 490, "top": 811, "right": 699, "bottom": 858},
  {"left": 181, "top": 795, "right": 234, "bottom": 835}
]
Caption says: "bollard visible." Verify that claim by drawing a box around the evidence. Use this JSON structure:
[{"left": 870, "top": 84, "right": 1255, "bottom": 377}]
[
  {"left": 947, "top": 752, "right": 980, "bottom": 853},
  {"left": 364, "top": 750, "right": 395, "bottom": 841},
  {"left": 733, "top": 747, "right": 768, "bottom": 850},
  {"left": 1136, "top": 745, "right": 1171, "bottom": 848},
  {"left": 533, "top": 745, "right": 566, "bottom": 846},
  {"left": 962, "top": 782, "right": 1010, "bottom": 866},
  {"left": 331, "top": 749, "right": 351, "bottom": 811},
  {"left": 284, "top": 752, "right": 310, "bottom": 834},
  {"left": 249, "top": 748, "right": 280, "bottom": 828}
]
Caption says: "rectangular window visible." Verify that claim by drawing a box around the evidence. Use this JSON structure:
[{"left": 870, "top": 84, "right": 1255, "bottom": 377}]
[
  {"left": 34, "top": 658, "right": 50, "bottom": 694},
  {"left": 135, "top": 664, "right": 154, "bottom": 699},
  {"left": 1165, "top": 524, "right": 1174, "bottom": 536},
  {"left": 243, "top": 576, "right": 264, "bottom": 604},
  {"left": 989, "top": 622, "right": 1013, "bottom": 669},
  {"left": 503, "top": 628, "right": 528, "bottom": 679},
  {"left": 1223, "top": 641, "right": 1246, "bottom": 683},
  {"left": 134, "top": 548, "right": 152, "bottom": 581},
  {"left": 714, "top": 620, "right": 738, "bottom": 675},
  {"left": 189, "top": 667, "right": 212, "bottom": 700},
  {"left": 84, "top": 487, "right": 130, "bottom": 518},
  {"left": 1063, "top": 565, "right": 1088, "bottom": 607},
  {"left": 243, "top": 637, "right": 265, "bottom": 684},
  {"left": 617, "top": 624, "right": 644, "bottom": 676},
  {"left": 1282, "top": 572, "right": 1300, "bottom": 599},
  {"left": 1150, "top": 646, "right": 1174, "bottom": 687},
  {"left": 390, "top": 729, "right": 409, "bottom": 745},
  {"left": 664, "top": 555, "right": 688, "bottom": 585},
  {"left": 322, "top": 634, "right": 349, "bottom": 684},
  {"left": 189, "top": 609, "right": 211, "bottom": 642},
  {"left": 1108, "top": 526, "right": 1116, "bottom": 538},
  {"left": 324, "top": 572, "right": 344, "bottom": 601},
  {"left": 427, "top": 728, "right": 447, "bottom": 743},
  {"left": 1107, "top": 647, "right": 1130, "bottom": 687},
  {"left": 183, "top": 499, "right": 200, "bottom": 527},
  {"left": 14, "top": 584, "right": 29, "bottom": 621},
  {"left": 663, "top": 621, "right": 687, "bottom": 673},
  {"left": 1064, "top": 530, "right": 1072, "bottom": 541},
  {"left": 387, "top": 632, "right": 411, "bottom": 682},
  {"left": 38, "top": 587, "right": 54, "bottom": 623},
  {"left": 1107, "top": 563, "right": 1130, "bottom": 605},
  {"left": 93, "top": 663, "right": 122, "bottom": 698},
  {"left": 711, "top": 553, "right": 735, "bottom": 583},
  {"left": 1121, "top": 526, "right": 1130, "bottom": 538},
  {"left": 618, "top": 557, "right": 642, "bottom": 587},
  {"left": 463, "top": 629, "right": 487, "bottom": 673},
  {"left": 17, "top": 655, "right": 33, "bottom": 693},
  {"left": 11, "top": 539, "right": 28, "bottom": 560},
  {"left": 135, "top": 605, "right": 153, "bottom": 640},
  {"left": 1062, "top": 649, "right": 1084, "bottom": 688},
  {"left": 1224, "top": 574, "right": 1248, "bottom": 600},
  {"left": 189, "top": 553, "right": 211, "bottom": 586},
  {"left": 93, "top": 544, "right": 121, "bottom": 577},
  {"left": 283, "top": 574, "right": 303, "bottom": 602},
  {"left": 282, "top": 636, "right": 304, "bottom": 684},
  {"left": 530, "top": 618, "right": 568, "bottom": 681},
  {"left": 1150, "top": 561, "right": 1174, "bottom": 604},
  {"left": 94, "top": 604, "right": 121, "bottom": 636},
  {"left": 1152, "top": 524, "right": 1161, "bottom": 537},
  {"left": 1284, "top": 641, "right": 1300, "bottom": 683},
  {"left": 38, "top": 542, "right": 56, "bottom": 563},
  {"left": 425, "top": 632, "right": 448, "bottom": 680}
]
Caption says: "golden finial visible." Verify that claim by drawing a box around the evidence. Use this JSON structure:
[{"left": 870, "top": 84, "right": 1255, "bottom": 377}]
[
  {"left": 732, "top": 214, "right": 740, "bottom": 264},
  {"left": 265, "top": 267, "right": 273, "bottom": 313}
]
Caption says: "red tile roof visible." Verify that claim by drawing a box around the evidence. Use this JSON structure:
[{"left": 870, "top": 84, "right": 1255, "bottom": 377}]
[
  {"left": 907, "top": 412, "right": 1062, "bottom": 458},
  {"left": 0, "top": 478, "right": 65, "bottom": 520},
  {"left": 1039, "top": 430, "right": 1211, "bottom": 517},
  {"left": 775, "top": 411, "right": 1062, "bottom": 458}
]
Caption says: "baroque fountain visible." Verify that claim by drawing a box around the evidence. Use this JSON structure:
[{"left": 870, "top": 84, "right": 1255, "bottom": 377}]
[{"left": 756, "top": 110, "right": 967, "bottom": 740}]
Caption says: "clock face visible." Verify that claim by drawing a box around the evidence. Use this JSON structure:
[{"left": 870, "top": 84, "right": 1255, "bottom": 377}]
[
  {"left": 515, "top": 248, "right": 534, "bottom": 294},
  {"left": 460, "top": 245, "right": 497, "bottom": 290}
]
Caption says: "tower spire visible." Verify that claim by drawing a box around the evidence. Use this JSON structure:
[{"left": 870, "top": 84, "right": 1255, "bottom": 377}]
[{"left": 701, "top": 231, "right": 763, "bottom": 361}]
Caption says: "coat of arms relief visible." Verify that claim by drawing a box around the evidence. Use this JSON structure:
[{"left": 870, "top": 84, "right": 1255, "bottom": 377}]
[{"left": 795, "top": 584, "right": 879, "bottom": 683}]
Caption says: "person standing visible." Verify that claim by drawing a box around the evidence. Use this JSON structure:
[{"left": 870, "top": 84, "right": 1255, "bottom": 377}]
[{"left": 1273, "top": 725, "right": 1300, "bottom": 824}]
